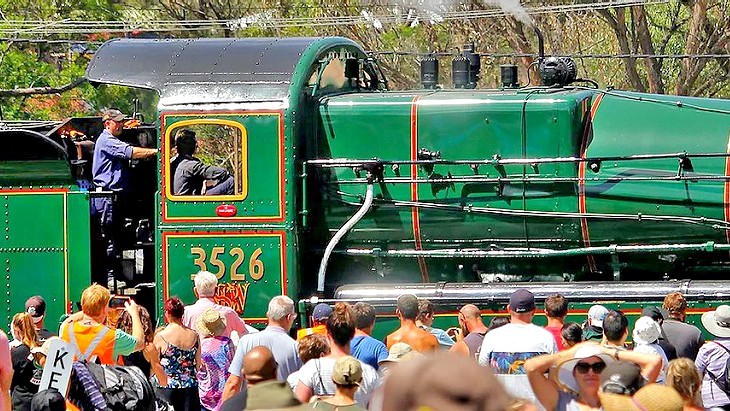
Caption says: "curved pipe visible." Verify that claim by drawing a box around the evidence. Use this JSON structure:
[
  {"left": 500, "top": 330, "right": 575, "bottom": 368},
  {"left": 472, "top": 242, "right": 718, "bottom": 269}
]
[{"left": 317, "top": 183, "right": 374, "bottom": 292}]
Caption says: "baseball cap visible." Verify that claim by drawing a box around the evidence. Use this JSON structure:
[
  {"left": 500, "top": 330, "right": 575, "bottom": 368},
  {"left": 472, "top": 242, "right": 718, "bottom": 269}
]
[
  {"left": 332, "top": 356, "right": 362, "bottom": 386},
  {"left": 633, "top": 316, "right": 661, "bottom": 345},
  {"left": 588, "top": 305, "right": 609, "bottom": 328},
  {"left": 641, "top": 306, "right": 668, "bottom": 322},
  {"left": 508, "top": 289, "right": 535, "bottom": 313},
  {"left": 30, "top": 389, "right": 65, "bottom": 411},
  {"left": 600, "top": 361, "right": 645, "bottom": 395},
  {"left": 101, "top": 108, "right": 126, "bottom": 122},
  {"left": 599, "top": 384, "right": 683, "bottom": 411},
  {"left": 25, "top": 296, "right": 46, "bottom": 324},
  {"left": 312, "top": 303, "right": 333, "bottom": 321}
]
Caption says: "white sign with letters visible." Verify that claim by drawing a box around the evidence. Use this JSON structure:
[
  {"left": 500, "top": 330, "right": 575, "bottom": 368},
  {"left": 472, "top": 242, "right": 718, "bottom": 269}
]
[{"left": 39, "top": 339, "right": 73, "bottom": 397}]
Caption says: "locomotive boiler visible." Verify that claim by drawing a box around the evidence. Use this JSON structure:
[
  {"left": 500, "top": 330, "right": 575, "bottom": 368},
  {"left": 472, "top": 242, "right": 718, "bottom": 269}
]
[{"left": 2, "top": 35, "right": 730, "bottom": 333}]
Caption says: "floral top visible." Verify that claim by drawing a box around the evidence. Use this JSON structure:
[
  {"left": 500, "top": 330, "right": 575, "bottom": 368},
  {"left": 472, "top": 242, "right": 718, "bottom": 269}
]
[
  {"left": 152, "top": 337, "right": 199, "bottom": 389},
  {"left": 198, "top": 336, "right": 235, "bottom": 410}
]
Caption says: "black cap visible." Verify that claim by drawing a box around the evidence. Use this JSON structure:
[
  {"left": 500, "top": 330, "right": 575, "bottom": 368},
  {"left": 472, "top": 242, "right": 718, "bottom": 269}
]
[
  {"left": 31, "top": 389, "right": 65, "bottom": 411},
  {"left": 25, "top": 296, "right": 46, "bottom": 323},
  {"left": 509, "top": 289, "right": 535, "bottom": 313},
  {"left": 600, "top": 361, "right": 645, "bottom": 395},
  {"left": 641, "top": 306, "right": 668, "bottom": 323}
]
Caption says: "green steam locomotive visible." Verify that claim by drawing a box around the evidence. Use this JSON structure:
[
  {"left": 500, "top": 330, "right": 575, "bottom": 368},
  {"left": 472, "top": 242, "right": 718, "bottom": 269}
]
[{"left": 3, "top": 35, "right": 730, "bottom": 333}]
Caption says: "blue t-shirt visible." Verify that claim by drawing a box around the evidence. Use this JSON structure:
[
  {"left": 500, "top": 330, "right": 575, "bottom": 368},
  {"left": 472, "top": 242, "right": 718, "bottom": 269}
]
[
  {"left": 350, "top": 335, "right": 388, "bottom": 370},
  {"left": 92, "top": 129, "right": 133, "bottom": 191}
]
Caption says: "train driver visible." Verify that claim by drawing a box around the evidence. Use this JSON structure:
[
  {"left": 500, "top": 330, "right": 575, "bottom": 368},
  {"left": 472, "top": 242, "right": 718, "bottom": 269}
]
[
  {"left": 170, "top": 128, "right": 234, "bottom": 196},
  {"left": 91, "top": 108, "right": 158, "bottom": 288}
]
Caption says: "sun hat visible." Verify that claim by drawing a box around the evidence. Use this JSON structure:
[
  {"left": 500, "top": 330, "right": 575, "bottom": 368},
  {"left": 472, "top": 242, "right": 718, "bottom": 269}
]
[
  {"left": 633, "top": 316, "right": 661, "bottom": 345},
  {"left": 312, "top": 303, "right": 333, "bottom": 321},
  {"left": 557, "top": 344, "right": 614, "bottom": 393},
  {"left": 702, "top": 305, "right": 730, "bottom": 336},
  {"left": 379, "top": 342, "right": 421, "bottom": 364},
  {"left": 332, "top": 356, "right": 363, "bottom": 386},
  {"left": 599, "top": 384, "right": 683, "bottom": 411},
  {"left": 25, "top": 296, "right": 46, "bottom": 324},
  {"left": 508, "top": 289, "right": 535, "bottom": 313},
  {"left": 377, "top": 351, "right": 511, "bottom": 411},
  {"left": 600, "top": 361, "right": 645, "bottom": 395},
  {"left": 588, "top": 305, "right": 609, "bottom": 328},
  {"left": 701, "top": 305, "right": 730, "bottom": 338},
  {"left": 195, "top": 309, "right": 227, "bottom": 338}
]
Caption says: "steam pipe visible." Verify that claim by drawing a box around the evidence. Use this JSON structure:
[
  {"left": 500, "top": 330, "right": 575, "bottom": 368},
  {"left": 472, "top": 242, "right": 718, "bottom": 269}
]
[
  {"left": 533, "top": 25, "right": 545, "bottom": 61},
  {"left": 317, "top": 182, "right": 375, "bottom": 292},
  {"left": 337, "top": 241, "right": 728, "bottom": 259}
]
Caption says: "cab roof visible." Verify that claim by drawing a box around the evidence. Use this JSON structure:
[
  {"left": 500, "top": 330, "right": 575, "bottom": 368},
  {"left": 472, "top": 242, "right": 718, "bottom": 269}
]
[{"left": 85, "top": 37, "right": 366, "bottom": 106}]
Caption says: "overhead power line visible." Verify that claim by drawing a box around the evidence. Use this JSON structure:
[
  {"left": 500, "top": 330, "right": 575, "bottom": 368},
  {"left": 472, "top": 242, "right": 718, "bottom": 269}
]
[{"left": 0, "top": 0, "right": 669, "bottom": 35}]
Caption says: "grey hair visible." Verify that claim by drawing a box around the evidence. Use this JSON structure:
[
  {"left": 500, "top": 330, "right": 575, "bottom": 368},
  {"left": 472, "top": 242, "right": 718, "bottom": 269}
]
[
  {"left": 267, "top": 295, "right": 295, "bottom": 321},
  {"left": 194, "top": 271, "right": 218, "bottom": 298}
]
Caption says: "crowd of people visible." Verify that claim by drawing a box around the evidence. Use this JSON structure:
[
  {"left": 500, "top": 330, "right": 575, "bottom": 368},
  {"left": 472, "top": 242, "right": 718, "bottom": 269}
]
[{"left": 0, "top": 273, "right": 730, "bottom": 410}]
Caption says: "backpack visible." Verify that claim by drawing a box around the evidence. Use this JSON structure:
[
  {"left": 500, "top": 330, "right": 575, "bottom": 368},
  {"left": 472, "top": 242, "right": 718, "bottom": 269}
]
[
  {"left": 705, "top": 341, "right": 730, "bottom": 393},
  {"left": 65, "top": 323, "right": 157, "bottom": 411}
]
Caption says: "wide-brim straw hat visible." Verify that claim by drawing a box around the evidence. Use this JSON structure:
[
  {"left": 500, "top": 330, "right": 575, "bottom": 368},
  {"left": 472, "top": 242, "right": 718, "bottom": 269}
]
[
  {"left": 195, "top": 309, "right": 226, "bottom": 337},
  {"left": 599, "top": 384, "right": 683, "bottom": 411},
  {"left": 557, "top": 345, "right": 614, "bottom": 393},
  {"left": 701, "top": 305, "right": 730, "bottom": 338}
]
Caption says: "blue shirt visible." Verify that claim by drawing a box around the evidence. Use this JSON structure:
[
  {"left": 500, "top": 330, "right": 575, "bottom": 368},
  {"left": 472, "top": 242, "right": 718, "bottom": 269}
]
[
  {"left": 92, "top": 129, "right": 133, "bottom": 191},
  {"left": 350, "top": 335, "right": 388, "bottom": 370},
  {"left": 421, "top": 325, "right": 455, "bottom": 349},
  {"left": 228, "top": 326, "right": 301, "bottom": 381}
]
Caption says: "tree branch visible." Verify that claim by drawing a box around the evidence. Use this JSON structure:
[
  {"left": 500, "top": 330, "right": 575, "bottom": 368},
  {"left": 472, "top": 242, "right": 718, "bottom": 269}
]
[{"left": 0, "top": 77, "right": 87, "bottom": 97}]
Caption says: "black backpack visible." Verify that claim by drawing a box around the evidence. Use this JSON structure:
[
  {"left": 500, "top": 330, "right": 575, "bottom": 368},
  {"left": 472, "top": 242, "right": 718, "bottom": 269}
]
[
  {"left": 705, "top": 341, "right": 730, "bottom": 393},
  {"left": 65, "top": 324, "right": 157, "bottom": 411}
]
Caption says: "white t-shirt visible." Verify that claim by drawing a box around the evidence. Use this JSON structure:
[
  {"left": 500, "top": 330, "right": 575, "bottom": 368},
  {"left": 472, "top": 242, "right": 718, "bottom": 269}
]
[
  {"left": 297, "top": 357, "right": 379, "bottom": 407},
  {"left": 634, "top": 342, "right": 668, "bottom": 383},
  {"left": 478, "top": 323, "right": 557, "bottom": 409}
]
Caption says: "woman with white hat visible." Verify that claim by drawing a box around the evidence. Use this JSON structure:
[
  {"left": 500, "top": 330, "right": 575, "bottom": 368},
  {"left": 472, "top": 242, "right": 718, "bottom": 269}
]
[
  {"left": 525, "top": 342, "right": 662, "bottom": 411},
  {"left": 196, "top": 309, "right": 235, "bottom": 411},
  {"left": 632, "top": 316, "right": 669, "bottom": 383},
  {"left": 696, "top": 304, "right": 730, "bottom": 409}
]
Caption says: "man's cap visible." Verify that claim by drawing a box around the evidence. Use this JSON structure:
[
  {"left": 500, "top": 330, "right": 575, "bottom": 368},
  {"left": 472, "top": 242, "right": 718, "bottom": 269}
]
[
  {"left": 701, "top": 304, "right": 730, "bottom": 338},
  {"left": 600, "top": 361, "right": 645, "bottom": 395},
  {"left": 30, "top": 389, "right": 65, "bottom": 411},
  {"left": 588, "top": 305, "right": 609, "bottom": 328},
  {"left": 25, "top": 296, "right": 46, "bottom": 324},
  {"left": 641, "top": 306, "right": 668, "bottom": 322},
  {"left": 31, "top": 337, "right": 63, "bottom": 357},
  {"left": 599, "top": 384, "right": 683, "bottom": 411},
  {"left": 195, "top": 309, "right": 227, "bottom": 338},
  {"left": 376, "top": 351, "right": 511, "bottom": 411},
  {"left": 508, "top": 289, "right": 535, "bottom": 313},
  {"left": 101, "top": 108, "right": 126, "bottom": 122},
  {"left": 332, "top": 356, "right": 363, "bottom": 386},
  {"left": 633, "top": 316, "right": 661, "bottom": 345},
  {"left": 379, "top": 342, "right": 421, "bottom": 364},
  {"left": 312, "top": 303, "right": 333, "bottom": 321}
]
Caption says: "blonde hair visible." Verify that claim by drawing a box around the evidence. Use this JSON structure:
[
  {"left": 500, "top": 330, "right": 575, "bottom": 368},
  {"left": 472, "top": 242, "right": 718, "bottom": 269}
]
[
  {"left": 12, "top": 312, "right": 38, "bottom": 349},
  {"left": 81, "top": 284, "right": 111, "bottom": 317},
  {"left": 666, "top": 358, "right": 701, "bottom": 404}
]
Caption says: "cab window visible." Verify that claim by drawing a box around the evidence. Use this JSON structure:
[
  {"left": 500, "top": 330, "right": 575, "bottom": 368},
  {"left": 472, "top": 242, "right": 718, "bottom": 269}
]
[{"left": 166, "top": 122, "right": 247, "bottom": 199}]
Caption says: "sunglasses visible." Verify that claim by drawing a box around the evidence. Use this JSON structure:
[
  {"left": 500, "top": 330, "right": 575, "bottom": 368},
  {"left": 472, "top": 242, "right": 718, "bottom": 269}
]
[{"left": 574, "top": 361, "right": 606, "bottom": 374}]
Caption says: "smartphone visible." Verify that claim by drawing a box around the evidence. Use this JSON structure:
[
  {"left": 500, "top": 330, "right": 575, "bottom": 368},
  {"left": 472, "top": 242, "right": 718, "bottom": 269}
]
[{"left": 109, "top": 296, "right": 130, "bottom": 308}]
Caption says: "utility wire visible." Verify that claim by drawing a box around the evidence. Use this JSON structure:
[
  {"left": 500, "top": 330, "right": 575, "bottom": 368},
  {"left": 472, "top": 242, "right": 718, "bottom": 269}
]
[{"left": 0, "top": 0, "right": 668, "bottom": 35}]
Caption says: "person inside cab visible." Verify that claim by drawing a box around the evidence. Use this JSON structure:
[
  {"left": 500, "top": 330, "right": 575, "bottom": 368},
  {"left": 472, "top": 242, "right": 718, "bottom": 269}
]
[{"left": 170, "top": 129, "right": 234, "bottom": 196}]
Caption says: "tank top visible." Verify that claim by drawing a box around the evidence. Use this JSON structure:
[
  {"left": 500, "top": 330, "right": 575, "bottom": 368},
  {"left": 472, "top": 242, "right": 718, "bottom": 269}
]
[
  {"left": 152, "top": 337, "right": 199, "bottom": 389},
  {"left": 464, "top": 331, "right": 487, "bottom": 360}
]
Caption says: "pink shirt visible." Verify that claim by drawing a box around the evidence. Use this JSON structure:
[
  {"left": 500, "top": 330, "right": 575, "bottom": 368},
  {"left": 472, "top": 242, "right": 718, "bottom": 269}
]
[
  {"left": 0, "top": 330, "right": 11, "bottom": 411},
  {"left": 544, "top": 325, "right": 565, "bottom": 351},
  {"left": 183, "top": 298, "right": 247, "bottom": 341}
]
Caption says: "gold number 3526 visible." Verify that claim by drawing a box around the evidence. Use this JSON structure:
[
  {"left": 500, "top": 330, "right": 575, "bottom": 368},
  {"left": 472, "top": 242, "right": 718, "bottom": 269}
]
[{"left": 190, "top": 246, "right": 264, "bottom": 281}]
